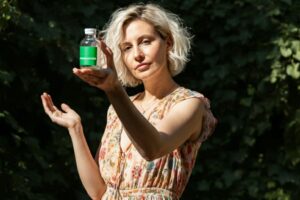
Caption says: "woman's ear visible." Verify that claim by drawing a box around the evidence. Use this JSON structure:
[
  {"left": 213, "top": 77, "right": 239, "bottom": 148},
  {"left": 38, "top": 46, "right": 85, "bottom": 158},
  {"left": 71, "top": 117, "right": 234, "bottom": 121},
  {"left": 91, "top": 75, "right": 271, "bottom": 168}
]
[{"left": 166, "top": 35, "right": 173, "bottom": 51}]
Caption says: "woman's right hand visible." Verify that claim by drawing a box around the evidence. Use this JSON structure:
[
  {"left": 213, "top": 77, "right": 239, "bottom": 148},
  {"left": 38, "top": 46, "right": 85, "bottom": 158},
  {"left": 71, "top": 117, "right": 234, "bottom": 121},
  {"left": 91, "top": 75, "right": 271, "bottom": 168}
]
[
  {"left": 41, "top": 92, "right": 81, "bottom": 130},
  {"left": 73, "top": 40, "right": 122, "bottom": 93}
]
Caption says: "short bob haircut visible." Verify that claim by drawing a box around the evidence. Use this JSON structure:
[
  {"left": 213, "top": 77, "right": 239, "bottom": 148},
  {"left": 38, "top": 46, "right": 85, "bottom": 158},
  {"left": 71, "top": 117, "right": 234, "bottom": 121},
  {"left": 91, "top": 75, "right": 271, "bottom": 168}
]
[{"left": 101, "top": 3, "right": 192, "bottom": 87}]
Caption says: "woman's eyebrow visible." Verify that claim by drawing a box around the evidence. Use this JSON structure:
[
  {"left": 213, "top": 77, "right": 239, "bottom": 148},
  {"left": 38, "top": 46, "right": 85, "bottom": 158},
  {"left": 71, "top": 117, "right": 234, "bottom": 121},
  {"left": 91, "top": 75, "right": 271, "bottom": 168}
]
[{"left": 120, "top": 34, "right": 154, "bottom": 45}]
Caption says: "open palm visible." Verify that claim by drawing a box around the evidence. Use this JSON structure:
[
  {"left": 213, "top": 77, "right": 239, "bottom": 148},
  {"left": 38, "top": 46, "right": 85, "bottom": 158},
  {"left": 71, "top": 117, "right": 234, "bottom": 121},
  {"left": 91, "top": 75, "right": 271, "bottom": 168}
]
[
  {"left": 41, "top": 92, "right": 81, "bottom": 129},
  {"left": 73, "top": 40, "right": 120, "bottom": 92}
]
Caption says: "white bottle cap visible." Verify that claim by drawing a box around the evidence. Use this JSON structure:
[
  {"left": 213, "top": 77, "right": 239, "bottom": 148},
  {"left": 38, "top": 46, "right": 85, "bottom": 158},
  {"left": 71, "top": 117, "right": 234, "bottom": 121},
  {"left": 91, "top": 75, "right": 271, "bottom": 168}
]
[{"left": 84, "top": 28, "right": 96, "bottom": 34}]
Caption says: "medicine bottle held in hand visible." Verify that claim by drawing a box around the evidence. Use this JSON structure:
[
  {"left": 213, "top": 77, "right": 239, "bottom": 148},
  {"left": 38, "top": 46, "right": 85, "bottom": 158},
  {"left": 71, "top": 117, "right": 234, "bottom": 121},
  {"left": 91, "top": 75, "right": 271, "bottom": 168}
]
[{"left": 79, "top": 28, "right": 99, "bottom": 67}]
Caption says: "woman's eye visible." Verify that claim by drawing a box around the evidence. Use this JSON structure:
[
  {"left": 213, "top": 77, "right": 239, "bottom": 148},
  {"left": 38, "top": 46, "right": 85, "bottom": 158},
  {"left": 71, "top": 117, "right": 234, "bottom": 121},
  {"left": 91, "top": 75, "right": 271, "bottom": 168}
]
[
  {"left": 123, "top": 46, "right": 131, "bottom": 51},
  {"left": 142, "top": 39, "right": 150, "bottom": 44}
]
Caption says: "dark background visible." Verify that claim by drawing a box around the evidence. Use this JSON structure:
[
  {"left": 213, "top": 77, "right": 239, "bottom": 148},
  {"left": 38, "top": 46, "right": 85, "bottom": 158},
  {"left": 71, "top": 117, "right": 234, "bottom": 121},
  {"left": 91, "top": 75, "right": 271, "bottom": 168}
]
[{"left": 1, "top": 0, "right": 300, "bottom": 199}]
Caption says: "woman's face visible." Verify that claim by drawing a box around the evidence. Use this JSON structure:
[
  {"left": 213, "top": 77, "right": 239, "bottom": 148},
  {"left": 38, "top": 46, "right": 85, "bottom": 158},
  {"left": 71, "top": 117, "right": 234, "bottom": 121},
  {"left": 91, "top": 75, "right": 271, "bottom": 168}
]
[{"left": 120, "top": 19, "right": 171, "bottom": 81}]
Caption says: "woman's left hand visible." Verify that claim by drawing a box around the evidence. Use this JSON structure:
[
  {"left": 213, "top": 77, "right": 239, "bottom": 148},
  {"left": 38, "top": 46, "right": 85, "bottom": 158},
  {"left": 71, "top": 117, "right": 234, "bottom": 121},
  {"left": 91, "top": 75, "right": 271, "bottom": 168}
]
[
  {"left": 41, "top": 92, "right": 81, "bottom": 131},
  {"left": 73, "top": 40, "right": 121, "bottom": 92}
]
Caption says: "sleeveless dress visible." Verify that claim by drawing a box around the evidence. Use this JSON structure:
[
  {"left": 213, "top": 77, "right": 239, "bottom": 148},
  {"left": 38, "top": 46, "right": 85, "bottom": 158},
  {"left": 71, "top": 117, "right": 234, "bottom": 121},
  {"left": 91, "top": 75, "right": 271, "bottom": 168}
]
[{"left": 98, "top": 87, "right": 217, "bottom": 199}]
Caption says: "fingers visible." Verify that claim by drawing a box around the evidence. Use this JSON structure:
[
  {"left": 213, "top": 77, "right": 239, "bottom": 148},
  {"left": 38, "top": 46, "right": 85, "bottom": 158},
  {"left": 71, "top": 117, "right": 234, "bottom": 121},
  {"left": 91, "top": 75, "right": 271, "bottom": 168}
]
[
  {"left": 41, "top": 93, "right": 63, "bottom": 123},
  {"left": 46, "top": 94, "right": 56, "bottom": 112},
  {"left": 73, "top": 67, "right": 107, "bottom": 78},
  {"left": 100, "top": 40, "right": 113, "bottom": 55},
  {"left": 73, "top": 67, "right": 108, "bottom": 87},
  {"left": 41, "top": 93, "right": 61, "bottom": 113},
  {"left": 61, "top": 103, "right": 80, "bottom": 120},
  {"left": 61, "top": 103, "right": 71, "bottom": 113},
  {"left": 99, "top": 40, "right": 115, "bottom": 69},
  {"left": 40, "top": 93, "right": 79, "bottom": 128},
  {"left": 41, "top": 94, "right": 50, "bottom": 115},
  {"left": 41, "top": 93, "right": 55, "bottom": 115}
]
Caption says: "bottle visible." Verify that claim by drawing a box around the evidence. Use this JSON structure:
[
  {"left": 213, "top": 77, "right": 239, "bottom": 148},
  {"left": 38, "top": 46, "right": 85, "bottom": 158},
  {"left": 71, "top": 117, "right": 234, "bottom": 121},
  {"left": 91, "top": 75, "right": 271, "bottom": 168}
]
[{"left": 79, "top": 28, "right": 98, "bottom": 67}]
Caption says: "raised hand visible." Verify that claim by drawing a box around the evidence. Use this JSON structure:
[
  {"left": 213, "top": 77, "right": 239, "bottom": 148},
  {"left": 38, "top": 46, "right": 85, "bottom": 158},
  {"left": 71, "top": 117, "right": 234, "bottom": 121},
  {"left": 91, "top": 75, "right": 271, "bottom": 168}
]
[
  {"left": 73, "top": 40, "right": 121, "bottom": 92},
  {"left": 41, "top": 92, "right": 81, "bottom": 130}
]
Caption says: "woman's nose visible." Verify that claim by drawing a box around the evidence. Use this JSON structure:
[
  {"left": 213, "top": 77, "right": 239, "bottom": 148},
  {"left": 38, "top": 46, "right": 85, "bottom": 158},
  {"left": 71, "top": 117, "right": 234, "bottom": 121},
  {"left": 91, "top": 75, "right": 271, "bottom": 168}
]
[{"left": 134, "top": 47, "right": 144, "bottom": 61}]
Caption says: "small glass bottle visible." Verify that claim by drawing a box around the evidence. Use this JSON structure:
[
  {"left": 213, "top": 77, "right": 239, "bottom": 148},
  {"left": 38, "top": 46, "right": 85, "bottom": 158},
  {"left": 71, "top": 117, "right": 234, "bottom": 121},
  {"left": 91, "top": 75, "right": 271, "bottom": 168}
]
[{"left": 79, "top": 28, "right": 98, "bottom": 67}]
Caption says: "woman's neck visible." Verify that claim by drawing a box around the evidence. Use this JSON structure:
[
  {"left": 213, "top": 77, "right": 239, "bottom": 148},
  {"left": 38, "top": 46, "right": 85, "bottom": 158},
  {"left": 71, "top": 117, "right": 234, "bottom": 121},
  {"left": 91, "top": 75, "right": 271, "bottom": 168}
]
[{"left": 141, "top": 75, "right": 179, "bottom": 102}]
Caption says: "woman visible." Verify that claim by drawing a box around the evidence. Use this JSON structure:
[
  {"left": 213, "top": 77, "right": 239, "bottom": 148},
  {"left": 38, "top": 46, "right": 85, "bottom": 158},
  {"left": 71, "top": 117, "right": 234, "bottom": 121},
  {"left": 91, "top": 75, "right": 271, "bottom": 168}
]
[{"left": 41, "top": 3, "right": 216, "bottom": 200}]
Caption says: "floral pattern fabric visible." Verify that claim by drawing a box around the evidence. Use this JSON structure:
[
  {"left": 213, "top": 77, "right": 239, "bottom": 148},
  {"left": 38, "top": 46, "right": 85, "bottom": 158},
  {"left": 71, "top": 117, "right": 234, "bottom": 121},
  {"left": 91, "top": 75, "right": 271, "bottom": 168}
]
[{"left": 98, "top": 87, "right": 217, "bottom": 199}]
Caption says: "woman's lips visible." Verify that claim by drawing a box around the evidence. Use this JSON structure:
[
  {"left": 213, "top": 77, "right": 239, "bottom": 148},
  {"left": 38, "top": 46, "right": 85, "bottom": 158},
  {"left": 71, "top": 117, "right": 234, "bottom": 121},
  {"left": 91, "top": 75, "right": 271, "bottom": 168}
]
[{"left": 135, "top": 63, "right": 150, "bottom": 71}]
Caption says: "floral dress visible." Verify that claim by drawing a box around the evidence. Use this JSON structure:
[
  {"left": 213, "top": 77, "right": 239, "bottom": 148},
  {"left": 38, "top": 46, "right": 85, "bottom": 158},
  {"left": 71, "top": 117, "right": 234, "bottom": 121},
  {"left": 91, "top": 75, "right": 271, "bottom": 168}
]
[{"left": 98, "top": 87, "right": 217, "bottom": 199}]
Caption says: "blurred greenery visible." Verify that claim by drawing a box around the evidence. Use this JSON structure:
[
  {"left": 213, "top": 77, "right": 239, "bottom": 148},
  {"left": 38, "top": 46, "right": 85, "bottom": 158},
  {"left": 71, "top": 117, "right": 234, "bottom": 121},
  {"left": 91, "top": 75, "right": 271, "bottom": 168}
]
[{"left": 0, "top": 0, "right": 299, "bottom": 199}]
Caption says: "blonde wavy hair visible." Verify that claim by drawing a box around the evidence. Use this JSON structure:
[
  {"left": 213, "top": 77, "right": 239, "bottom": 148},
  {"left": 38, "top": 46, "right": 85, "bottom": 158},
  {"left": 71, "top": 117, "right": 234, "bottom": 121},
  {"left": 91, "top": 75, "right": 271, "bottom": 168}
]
[{"left": 101, "top": 3, "right": 192, "bottom": 87}]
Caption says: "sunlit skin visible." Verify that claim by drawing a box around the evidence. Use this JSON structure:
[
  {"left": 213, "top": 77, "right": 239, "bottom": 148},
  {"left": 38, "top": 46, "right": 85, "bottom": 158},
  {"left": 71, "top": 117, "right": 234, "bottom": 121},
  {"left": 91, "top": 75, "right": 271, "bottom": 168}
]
[
  {"left": 120, "top": 19, "right": 171, "bottom": 84},
  {"left": 118, "top": 19, "right": 178, "bottom": 150},
  {"left": 41, "top": 19, "right": 204, "bottom": 200}
]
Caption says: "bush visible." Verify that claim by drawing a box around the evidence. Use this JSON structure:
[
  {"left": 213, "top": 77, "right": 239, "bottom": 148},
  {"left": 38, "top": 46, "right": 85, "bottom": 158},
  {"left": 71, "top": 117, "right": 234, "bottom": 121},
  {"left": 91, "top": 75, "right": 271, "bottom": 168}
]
[{"left": 0, "top": 0, "right": 299, "bottom": 199}]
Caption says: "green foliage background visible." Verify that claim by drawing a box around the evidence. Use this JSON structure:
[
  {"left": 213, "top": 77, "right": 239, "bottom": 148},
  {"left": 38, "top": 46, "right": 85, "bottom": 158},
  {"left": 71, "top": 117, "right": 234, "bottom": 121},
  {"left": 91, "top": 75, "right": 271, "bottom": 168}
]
[{"left": 1, "top": 0, "right": 300, "bottom": 199}]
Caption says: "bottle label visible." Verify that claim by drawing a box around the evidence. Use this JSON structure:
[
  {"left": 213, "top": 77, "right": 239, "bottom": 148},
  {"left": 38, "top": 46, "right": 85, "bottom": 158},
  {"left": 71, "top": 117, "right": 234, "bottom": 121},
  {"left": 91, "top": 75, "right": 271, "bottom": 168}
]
[{"left": 80, "top": 46, "right": 97, "bottom": 66}]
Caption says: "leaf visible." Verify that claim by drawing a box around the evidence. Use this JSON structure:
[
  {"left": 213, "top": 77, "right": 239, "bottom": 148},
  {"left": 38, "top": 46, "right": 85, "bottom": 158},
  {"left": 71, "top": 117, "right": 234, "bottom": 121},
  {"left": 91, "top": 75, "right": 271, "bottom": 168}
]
[
  {"left": 280, "top": 47, "right": 292, "bottom": 57},
  {"left": 286, "top": 63, "right": 300, "bottom": 79},
  {"left": 291, "top": 40, "right": 300, "bottom": 52},
  {"left": 293, "top": 51, "right": 300, "bottom": 61}
]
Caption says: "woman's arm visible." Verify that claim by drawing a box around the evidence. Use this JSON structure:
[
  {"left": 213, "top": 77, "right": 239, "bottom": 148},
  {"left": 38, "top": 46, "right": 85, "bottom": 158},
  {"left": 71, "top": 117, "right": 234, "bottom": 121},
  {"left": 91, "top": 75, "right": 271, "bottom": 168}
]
[
  {"left": 73, "top": 41, "right": 205, "bottom": 161},
  {"left": 41, "top": 93, "right": 106, "bottom": 200},
  {"left": 68, "top": 124, "right": 106, "bottom": 200},
  {"left": 105, "top": 86, "right": 204, "bottom": 161}
]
